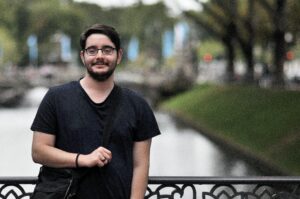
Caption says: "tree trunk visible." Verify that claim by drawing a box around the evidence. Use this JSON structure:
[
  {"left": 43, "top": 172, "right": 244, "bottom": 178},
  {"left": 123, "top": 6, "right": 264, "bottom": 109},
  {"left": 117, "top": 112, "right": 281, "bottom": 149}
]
[
  {"left": 243, "top": 46, "right": 255, "bottom": 83},
  {"left": 222, "top": 35, "right": 236, "bottom": 83},
  {"left": 272, "top": 26, "right": 286, "bottom": 88},
  {"left": 271, "top": 0, "right": 287, "bottom": 88},
  {"left": 242, "top": 0, "right": 255, "bottom": 84}
]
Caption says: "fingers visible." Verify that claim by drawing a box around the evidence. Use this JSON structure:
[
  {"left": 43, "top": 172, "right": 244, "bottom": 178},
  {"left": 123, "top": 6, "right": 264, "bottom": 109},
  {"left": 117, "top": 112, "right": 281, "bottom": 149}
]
[
  {"left": 97, "top": 147, "right": 112, "bottom": 160},
  {"left": 97, "top": 157, "right": 108, "bottom": 167},
  {"left": 95, "top": 147, "right": 112, "bottom": 167},
  {"left": 84, "top": 147, "right": 112, "bottom": 168}
]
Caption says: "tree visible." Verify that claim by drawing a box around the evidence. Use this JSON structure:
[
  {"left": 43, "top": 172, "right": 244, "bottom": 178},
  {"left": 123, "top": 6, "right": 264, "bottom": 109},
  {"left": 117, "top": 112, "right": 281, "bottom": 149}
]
[
  {"left": 186, "top": 0, "right": 300, "bottom": 87},
  {"left": 186, "top": 0, "right": 263, "bottom": 84},
  {"left": 233, "top": 0, "right": 256, "bottom": 83},
  {"left": 119, "top": 2, "right": 175, "bottom": 65},
  {"left": 0, "top": 27, "right": 19, "bottom": 67},
  {"left": 257, "top": 0, "right": 288, "bottom": 88},
  {"left": 185, "top": 0, "right": 237, "bottom": 82}
]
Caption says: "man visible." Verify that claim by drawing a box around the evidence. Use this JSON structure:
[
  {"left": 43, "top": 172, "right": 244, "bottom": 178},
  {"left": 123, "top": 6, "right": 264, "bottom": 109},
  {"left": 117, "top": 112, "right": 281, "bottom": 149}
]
[{"left": 30, "top": 24, "right": 160, "bottom": 199}]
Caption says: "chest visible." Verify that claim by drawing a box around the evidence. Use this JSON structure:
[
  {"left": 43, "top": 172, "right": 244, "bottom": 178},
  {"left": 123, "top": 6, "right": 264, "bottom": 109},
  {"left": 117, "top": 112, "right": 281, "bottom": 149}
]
[{"left": 55, "top": 99, "right": 137, "bottom": 153}]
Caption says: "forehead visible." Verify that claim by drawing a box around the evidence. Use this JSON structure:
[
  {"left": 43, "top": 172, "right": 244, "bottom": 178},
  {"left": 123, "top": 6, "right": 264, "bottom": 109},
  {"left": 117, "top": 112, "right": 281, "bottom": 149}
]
[{"left": 85, "top": 33, "right": 114, "bottom": 48}]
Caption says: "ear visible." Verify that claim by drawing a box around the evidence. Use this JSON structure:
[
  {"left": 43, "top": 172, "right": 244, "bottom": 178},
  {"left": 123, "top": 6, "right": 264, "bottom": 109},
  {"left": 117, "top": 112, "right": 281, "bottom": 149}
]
[
  {"left": 80, "top": 50, "right": 85, "bottom": 65},
  {"left": 117, "top": 49, "right": 123, "bottom": 65}
]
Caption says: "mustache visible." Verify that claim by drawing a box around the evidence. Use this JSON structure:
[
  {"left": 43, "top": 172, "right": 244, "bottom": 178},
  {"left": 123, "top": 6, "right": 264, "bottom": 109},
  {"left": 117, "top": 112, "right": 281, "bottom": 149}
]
[{"left": 91, "top": 61, "right": 108, "bottom": 66}]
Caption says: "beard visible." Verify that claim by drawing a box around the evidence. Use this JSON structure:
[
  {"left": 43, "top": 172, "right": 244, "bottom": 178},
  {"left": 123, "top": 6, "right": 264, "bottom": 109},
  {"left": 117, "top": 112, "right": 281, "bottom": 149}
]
[{"left": 86, "top": 62, "right": 116, "bottom": 82}]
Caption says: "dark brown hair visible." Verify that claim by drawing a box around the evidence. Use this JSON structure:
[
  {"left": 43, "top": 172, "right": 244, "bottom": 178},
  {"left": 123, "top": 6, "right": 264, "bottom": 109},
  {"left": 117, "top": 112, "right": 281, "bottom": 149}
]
[{"left": 80, "top": 24, "right": 121, "bottom": 51}]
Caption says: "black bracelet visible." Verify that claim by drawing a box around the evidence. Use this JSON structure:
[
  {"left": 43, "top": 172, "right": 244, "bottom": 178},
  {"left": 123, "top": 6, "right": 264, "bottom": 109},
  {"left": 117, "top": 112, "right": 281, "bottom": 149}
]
[{"left": 75, "top": 153, "right": 80, "bottom": 168}]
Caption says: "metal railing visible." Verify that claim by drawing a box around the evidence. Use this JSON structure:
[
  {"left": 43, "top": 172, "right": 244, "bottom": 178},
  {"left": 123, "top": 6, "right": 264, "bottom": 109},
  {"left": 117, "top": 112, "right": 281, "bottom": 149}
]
[{"left": 1, "top": 176, "right": 300, "bottom": 198}]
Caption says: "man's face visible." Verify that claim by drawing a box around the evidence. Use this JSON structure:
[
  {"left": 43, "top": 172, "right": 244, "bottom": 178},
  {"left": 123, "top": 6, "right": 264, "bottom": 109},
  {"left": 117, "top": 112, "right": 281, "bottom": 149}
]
[{"left": 80, "top": 33, "right": 122, "bottom": 81}]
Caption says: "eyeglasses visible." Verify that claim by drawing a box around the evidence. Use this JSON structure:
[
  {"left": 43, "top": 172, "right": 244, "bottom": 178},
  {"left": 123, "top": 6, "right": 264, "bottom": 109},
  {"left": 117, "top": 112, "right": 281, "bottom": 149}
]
[{"left": 84, "top": 46, "right": 116, "bottom": 56}]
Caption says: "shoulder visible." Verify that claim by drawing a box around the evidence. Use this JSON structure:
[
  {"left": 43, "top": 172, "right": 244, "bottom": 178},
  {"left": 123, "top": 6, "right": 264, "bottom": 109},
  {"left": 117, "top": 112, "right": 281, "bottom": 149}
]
[
  {"left": 46, "top": 81, "right": 79, "bottom": 97},
  {"left": 49, "top": 81, "right": 78, "bottom": 93},
  {"left": 41, "top": 81, "right": 80, "bottom": 104},
  {"left": 119, "top": 86, "right": 155, "bottom": 115},
  {"left": 120, "top": 86, "right": 148, "bottom": 105}
]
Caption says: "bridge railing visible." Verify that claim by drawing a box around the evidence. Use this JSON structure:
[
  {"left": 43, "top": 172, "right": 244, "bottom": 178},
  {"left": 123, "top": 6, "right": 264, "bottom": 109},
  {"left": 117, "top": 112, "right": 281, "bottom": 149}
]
[{"left": 1, "top": 176, "right": 299, "bottom": 198}]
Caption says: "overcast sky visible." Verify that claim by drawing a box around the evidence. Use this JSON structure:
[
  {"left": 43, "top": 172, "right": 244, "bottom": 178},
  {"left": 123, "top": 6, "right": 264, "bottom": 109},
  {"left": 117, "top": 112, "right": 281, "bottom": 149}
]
[{"left": 74, "top": 0, "right": 202, "bottom": 15}]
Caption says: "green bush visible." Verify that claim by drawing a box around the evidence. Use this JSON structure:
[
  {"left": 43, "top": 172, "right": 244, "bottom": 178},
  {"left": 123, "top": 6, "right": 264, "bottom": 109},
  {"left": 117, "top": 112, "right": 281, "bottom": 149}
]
[{"left": 0, "top": 27, "right": 19, "bottom": 67}]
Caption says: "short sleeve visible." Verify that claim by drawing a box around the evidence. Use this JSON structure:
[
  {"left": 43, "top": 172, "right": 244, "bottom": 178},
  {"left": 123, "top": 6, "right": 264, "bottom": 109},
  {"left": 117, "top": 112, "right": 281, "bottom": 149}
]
[
  {"left": 133, "top": 98, "right": 160, "bottom": 141},
  {"left": 30, "top": 88, "right": 57, "bottom": 135}
]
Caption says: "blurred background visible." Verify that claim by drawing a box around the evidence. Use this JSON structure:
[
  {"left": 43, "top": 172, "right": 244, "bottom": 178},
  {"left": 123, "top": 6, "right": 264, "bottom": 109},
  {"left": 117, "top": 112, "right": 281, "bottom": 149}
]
[{"left": 0, "top": 0, "right": 299, "bottom": 177}]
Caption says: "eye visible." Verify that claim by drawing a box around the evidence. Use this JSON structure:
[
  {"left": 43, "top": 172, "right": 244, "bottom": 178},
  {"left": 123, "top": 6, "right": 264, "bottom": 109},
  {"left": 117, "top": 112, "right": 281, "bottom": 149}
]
[
  {"left": 88, "top": 48, "right": 96, "bottom": 53},
  {"left": 102, "top": 47, "right": 114, "bottom": 54},
  {"left": 87, "top": 47, "right": 97, "bottom": 54}
]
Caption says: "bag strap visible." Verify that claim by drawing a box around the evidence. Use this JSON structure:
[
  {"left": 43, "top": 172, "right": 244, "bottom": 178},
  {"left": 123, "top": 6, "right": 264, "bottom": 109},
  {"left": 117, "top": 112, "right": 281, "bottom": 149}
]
[
  {"left": 77, "top": 83, "right": 122, "bottom": 147},
  {"left": 101, "top": 85, "right": 122, "bottom": 147},
  {"left": 65, "top": 85, "right": 122, "bottom": 198}
]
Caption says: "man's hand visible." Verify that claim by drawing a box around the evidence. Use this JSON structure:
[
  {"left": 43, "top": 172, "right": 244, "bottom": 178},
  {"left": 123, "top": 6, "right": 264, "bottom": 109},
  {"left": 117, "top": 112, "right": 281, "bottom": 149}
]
[{"left": 79, "top": 147, "right": 112, "bottom": 168}]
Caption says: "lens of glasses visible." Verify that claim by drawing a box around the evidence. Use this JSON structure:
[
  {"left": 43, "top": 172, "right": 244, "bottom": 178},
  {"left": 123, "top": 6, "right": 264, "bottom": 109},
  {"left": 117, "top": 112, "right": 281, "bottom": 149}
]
[
  {"left": 85, "top": 46, "right": 115, "bottom": 56},
  {"left": 102, "top": 47, "right": 115, "bottom": 55}
]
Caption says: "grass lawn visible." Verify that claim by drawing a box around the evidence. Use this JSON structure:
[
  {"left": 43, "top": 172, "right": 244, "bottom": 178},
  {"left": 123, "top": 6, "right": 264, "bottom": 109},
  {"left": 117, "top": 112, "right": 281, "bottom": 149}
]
[{"left": 161, "top": 84, "right": 300, "bottom": 175}]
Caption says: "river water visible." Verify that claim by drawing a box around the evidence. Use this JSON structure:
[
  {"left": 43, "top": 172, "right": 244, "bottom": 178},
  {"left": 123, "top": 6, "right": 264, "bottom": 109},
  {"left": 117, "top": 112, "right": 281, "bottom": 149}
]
[{"left": 0, "top": 87, "right": 261, "bottom": 177}]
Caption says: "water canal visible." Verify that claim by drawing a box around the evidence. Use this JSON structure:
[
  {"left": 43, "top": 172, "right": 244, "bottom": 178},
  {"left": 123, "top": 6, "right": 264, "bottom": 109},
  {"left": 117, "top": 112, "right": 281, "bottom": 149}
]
[{"left": 0, "top": 87, "right": 262, "bottom": 177}]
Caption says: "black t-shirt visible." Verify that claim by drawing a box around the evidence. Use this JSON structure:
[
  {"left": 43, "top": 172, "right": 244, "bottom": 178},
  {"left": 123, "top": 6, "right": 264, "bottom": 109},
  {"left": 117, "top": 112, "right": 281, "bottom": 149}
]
[{"left": 31, "top": 81, "right": 160, "bottom": 198}]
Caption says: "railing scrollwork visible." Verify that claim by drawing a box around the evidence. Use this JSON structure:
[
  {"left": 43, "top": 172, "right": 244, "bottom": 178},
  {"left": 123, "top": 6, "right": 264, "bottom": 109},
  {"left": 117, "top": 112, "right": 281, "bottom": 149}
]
[
  {"left": 145, "top": 176, "right": 300, "bottom": 199},
  {"left": 1, "top": 176, "right": 299, "bottom": 199}
]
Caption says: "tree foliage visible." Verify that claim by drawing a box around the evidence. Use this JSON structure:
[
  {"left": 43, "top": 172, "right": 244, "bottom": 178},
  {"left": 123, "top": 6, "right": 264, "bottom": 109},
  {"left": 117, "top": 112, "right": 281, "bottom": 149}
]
[
  {"left": 0, "top": 0, "right": 175, "bottom": 67},
  {"left": 185, "top": 0, "right": 300, "bottom": 87}
]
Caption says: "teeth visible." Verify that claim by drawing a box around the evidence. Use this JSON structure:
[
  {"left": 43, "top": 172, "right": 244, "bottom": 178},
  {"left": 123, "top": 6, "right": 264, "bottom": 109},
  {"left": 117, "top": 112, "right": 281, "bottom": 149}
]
[{"left": 94, "top": 62, "right": 105, "bottom": 66}]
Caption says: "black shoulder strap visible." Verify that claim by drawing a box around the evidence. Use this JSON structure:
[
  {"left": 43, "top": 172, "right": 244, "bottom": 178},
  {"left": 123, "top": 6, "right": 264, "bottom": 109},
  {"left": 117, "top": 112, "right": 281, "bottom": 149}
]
[
  {"left": 77, "top": 83, "right": 122, "bottom": 147},
  {"left": 65, "top": 85, "right": 122, "bottom": 198},
  {"left": 101, "top": 85, "right": 122, "bottom": 147}
]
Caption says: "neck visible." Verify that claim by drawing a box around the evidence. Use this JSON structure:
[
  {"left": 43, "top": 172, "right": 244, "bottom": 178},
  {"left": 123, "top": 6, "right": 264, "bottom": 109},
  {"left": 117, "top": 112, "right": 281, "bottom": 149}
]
[
  {"left": 81, "top": 73, "right": 115, "bottom": 92},
  {"left": 79, "top": 74, "right": 115, "bottom": 104}
]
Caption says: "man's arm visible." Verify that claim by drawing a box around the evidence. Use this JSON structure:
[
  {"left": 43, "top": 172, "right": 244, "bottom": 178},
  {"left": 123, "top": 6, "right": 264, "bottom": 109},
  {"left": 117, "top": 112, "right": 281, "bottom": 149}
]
[
  {"left": 130, "top": 139, "right": 152, "bottom": 199},
  {"left": 31, "top": 131, "right": 112, "bottom": 168}
]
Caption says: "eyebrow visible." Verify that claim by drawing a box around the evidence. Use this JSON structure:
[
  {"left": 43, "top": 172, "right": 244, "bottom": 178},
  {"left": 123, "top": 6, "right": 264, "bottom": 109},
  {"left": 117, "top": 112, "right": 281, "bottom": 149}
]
[{"left": 86, "top": 45, "right": 115, "bottom": 49}]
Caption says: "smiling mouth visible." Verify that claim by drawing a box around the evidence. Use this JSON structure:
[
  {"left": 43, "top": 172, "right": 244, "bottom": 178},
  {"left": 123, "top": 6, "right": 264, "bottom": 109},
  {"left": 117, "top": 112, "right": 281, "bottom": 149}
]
[{"left": 92, "top": 62, "right": 107, "bottom": 67}]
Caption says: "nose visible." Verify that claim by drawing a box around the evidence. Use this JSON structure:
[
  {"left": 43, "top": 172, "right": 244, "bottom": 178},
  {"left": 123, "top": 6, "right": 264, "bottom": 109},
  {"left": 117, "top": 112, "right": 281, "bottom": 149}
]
[{"left": 95, "top": 49, "right": 104, "bottom": 58}]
